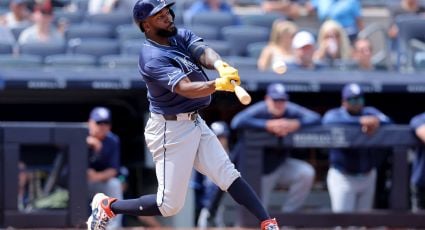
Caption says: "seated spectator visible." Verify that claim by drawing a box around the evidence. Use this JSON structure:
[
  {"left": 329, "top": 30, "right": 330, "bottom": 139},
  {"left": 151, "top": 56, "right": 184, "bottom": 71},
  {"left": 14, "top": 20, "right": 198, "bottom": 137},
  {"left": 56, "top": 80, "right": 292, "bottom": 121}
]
[
  {"left": 322, "top": 83, "right": 392, "bottom": 213},
  {"left": 183, "top": 0, "right": 240, "bottom": 25},
  {"left": 311, "top": 0, "right": 364, "bottom": 42},
  {"left": 88, "top": 0, "right": 135, "bottom": 14},
  {"left": 257, "top": 20, "right": 297, "bottom": 71},
  {"left": 17, "top": 0, "right": 64, "bottom": 45},
  {"left": 286, "top": 30, "right": 326, "bottom": 70},
  {"left": 231, "top": 83, "right": 319, "bottom": 213},
  {"left": 86, "top": 107, "right": 123, "bottom": 228},
  {"left": 351, "top": 38, "right": 388, "bottom": 71},
  {"left": 409, "top": 112, "right": 425, "bottom": 212},
  {"left": 314, "top": 20, "right": 352, "bottom": 67},
  {"left": 0, "top": 0, "right": 32, "bottom": 29},
  {"left": 261, "top": 0, "right": 314, "bottom": 20},
  {"left": 387, "top": 0, "right": 425, "bottom": 40}
]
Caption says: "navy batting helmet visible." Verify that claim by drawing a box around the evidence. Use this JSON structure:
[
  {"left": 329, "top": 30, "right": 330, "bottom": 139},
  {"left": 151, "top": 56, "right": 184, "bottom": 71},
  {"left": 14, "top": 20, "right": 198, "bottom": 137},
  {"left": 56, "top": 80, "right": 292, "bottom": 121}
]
[
  {"left": 133, "top": 0, "right": 175, "bottom": 22},
  {"left": 210, "top": 121, "right": 230, "bottom": 137}
]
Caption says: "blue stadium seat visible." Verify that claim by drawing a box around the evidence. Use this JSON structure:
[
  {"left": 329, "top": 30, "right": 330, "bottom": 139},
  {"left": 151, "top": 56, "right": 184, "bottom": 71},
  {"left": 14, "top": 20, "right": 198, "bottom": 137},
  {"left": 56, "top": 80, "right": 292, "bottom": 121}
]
[
  {"left": 19, "top": 42, "right": 66, "bottom": 60},
  {"left": 240, "top": 13, "right": 285, "bottom": 29},
  {"left": 226, "top": 56, "right": 258, "bottom": 69},
  {"left": 206, "top": 40, "right": 231, "bottom": 57},
  {"left": 115, "top": 24, "right": 145, "bottom": 43},
  {"left": 0, "top": 43, "right": 13, "bottom": 54},
  {"left": 221, "top": 25, "right": 269, "bottom": 56},
  {"left": 100, "top": 54, "right": 139, "bottom": 69},
  {"left": 68, "top": 39, "right": 120, "bottom": 63},
  {"left": 247, "top": 41, "right": 268, "bottom": 59},
  {"left": 44, "top": 54, "right": 97, "bottom": 67},
  {"left": 53, "top": 10, "right": 85, "bottom": 25},
  {"left": 0, "top": 54, "right": 43, "bottom": 67},
  {"left": 188, "top": 25, "right": 220, "bottom": 41},
  {"left": 120, "top": 39, "right": 143, "bottom": 55},
  {"left": 189, "top": 12, "right": 238, "bottom": 32},
  {"left": 84, "top": 12, "right": 133, "bottom": 30},
  {"left": 395, "top": 15, "right": 425, "bottom": 72},
  {"left": 65, "top": 24, "right": 114, "bottom": 41}
]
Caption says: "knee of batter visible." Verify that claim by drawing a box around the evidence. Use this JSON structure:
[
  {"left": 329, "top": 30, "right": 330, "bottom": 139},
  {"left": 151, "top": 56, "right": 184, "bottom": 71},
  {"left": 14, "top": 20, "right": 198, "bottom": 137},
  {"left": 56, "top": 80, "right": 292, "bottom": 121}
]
[{"left": 157, "top": 196, "right": 185, "bottom": 217}]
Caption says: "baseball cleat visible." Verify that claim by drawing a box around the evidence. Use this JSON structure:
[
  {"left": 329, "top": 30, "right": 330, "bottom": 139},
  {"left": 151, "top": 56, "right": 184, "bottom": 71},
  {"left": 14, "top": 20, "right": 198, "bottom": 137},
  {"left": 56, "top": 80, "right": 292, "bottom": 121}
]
[
  {"left": 261, "top": 218, "right": 280, "bottom": 230},
  {"left": 87, "top": 193, "right": 117, "bottom": 230}
]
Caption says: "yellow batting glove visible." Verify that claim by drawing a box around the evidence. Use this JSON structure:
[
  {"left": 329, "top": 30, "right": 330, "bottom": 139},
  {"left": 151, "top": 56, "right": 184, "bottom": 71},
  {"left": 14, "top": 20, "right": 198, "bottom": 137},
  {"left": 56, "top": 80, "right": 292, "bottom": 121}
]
[
  {"left": 215, "top": 77, "right": 235, "bottom": 92},
  {"left": 214, "top": 60, "right": 241, "bottom": 86}
]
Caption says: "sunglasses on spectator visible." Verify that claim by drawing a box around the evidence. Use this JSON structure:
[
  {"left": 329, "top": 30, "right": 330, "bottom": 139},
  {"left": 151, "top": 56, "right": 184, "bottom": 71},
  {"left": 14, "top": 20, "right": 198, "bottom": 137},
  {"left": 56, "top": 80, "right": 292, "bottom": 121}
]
[{"left": 346, "top": 97, "right": 364, "bottom": 105}]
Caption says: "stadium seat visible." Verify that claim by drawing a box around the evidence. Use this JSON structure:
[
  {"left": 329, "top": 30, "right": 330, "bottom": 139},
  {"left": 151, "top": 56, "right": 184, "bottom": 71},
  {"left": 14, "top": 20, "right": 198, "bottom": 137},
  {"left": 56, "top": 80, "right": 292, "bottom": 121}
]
[
  {"left": 85, "top": 12, "right": 133, "bottom": 30},
  {"left": 0, "top": 54, "right": 43, "bottom": 67},
  {"left": 0, "top": 43, "right": 13, "bottom": 54},
  {"left": 189, "top": 12, "right": 238, "bottom": 32},
  {"left": 240, "top": 13, "right": 285, "bottom": 29},
  {"left": 206, "top": 40, "right": 231, "bottom": 57},
  {"left": 247, "top": 41, "right": 268, "bottom": 59},
  {"left": 100, "top": 54, "right": 139, "bottom": 69},
  {"left": 53, "top": 10, "right": 85, "bottom": 25},
  {"left": 19, "top": 42, "right": 66, "bottom": 60},
  {"left": 188, "top": 25, "right": 220, "bottom": 41},
  {"left": 395, "top": 15, "right": 425, "bottom": 72},
  {"left": 65, "top": 24, "right": 114, "bottom": 41},
  {"left": 120, "top": 39, "right": 143, "bottom": 55},
  {"left": 68, "top": 39, "right": 120, "bottom": 63},
  {"left": 115, "top": 24, "right": 145, "bottom": 43},
  {"left": 221, "top": 25, "right": 270, "bottom": 56},
  {"left": 44, "top": 54, "right": 97, "bottom": 67},
  {"left": 226, "top": 56, "right": 258, "bottom": 69}
]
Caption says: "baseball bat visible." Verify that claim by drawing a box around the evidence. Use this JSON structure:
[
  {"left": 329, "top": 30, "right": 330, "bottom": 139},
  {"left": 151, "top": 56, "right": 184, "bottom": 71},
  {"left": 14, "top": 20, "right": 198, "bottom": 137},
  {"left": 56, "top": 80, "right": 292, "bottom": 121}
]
[{"left": 231, "top": 80, "right": 251, "bottom": 105}]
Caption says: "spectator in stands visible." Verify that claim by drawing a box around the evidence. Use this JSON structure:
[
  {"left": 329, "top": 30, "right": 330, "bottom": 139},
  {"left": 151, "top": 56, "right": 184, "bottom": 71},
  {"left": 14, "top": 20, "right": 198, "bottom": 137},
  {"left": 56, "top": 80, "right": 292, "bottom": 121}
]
[
  {"left": 257, "top": 20, "right": 297, "bottom": 71},
  {"left": 17, "top": 0, "right": 64, "bottom": 45},
  {"left": 322, "top": 83, "right": 392, "bottom": 213},
  {"left": 194, "top": 121, "right": 232, "bottom": 227},
  {"left": 311, "top": 0, "right": 364, "bottom": 42},
  {"left": 0, "top": 0, "right": 32, "bottom": 29},
  {"left": 86, "top": 106, "right": 123, "bottom": 228},
  {"left": 88, "top": 0, "right": 136, "bottom": 14},
  {"left": 183, "top": 0, "right": 240, "bottom": 26},
  {"left": 261, "top": 0, "right": 315, "bottom": 20},
  {"left": 231, "top": 83, "right": 319, "bottom": 213},
  {"left": 351, "top": 37, "right": 388, "bottom": 71},
  {"left": 286, "top": 30, "right": 326, "bottom": 70},
  {"left": 387, "top": 0, "right": 425, "bottom": 40},
  {"left": 314, "top": 20, "right": 352, "bottom": 67},
  {"left": 409, "top": 112, "right": 425, "bottom": 212}
]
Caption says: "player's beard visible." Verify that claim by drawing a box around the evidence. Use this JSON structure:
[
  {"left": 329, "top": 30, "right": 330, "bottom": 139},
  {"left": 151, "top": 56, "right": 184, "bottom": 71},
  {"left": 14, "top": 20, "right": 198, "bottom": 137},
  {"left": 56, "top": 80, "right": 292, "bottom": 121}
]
[{"left": 156, "top": 25, "right": 177, "bottom": 38}]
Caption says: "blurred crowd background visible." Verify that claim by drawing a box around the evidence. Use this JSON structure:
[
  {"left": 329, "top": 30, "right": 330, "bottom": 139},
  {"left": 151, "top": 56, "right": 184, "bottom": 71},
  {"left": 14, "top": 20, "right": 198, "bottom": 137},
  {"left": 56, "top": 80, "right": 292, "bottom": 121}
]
[{"left": 1, "top": 0, "right": 425, "bottom": 228}]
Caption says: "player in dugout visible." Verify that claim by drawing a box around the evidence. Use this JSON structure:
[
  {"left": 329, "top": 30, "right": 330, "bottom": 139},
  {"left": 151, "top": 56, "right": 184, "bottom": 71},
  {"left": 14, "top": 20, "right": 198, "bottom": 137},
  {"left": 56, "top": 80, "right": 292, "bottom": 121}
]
[{"left": 86, "top": 0, "right": 280, "bottom": 229}]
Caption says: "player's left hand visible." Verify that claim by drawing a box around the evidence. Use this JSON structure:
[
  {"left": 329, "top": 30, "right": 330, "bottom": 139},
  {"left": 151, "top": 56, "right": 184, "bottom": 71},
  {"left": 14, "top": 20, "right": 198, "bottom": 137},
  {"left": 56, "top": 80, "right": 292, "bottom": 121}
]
[{"left": 215, "top": 61, "right": 241, "bottom": 86}]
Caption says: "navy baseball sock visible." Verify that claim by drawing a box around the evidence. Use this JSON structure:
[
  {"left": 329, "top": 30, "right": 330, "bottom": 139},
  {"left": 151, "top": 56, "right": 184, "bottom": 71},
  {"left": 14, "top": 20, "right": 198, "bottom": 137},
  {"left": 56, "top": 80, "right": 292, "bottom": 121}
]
[
  {"left": 110, "top": 194, "right": 162, "bottom": 216},
  {"left": 227, "top": 177, "right": 270, "bottom": 221}
]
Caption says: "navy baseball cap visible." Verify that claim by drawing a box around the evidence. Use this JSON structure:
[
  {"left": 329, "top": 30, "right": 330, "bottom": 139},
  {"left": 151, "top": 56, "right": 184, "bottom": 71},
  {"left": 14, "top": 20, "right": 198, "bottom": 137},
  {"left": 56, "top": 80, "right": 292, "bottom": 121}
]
[
  {"left": 342, "top": 83, "right": 363, "bottom": 100},
  {"left": 90, "top": 107, "right": 111, "bottom": 123},
  {"left": 267, "top": 83, "right": 289, "bottom": 100}
]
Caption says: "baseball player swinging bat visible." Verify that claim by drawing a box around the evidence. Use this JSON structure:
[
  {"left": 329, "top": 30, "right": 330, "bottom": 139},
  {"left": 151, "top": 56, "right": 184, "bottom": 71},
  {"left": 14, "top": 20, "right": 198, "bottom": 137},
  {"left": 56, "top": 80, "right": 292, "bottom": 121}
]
[{"left": 231, "top": 80, "right": 251, "bottom": 105}]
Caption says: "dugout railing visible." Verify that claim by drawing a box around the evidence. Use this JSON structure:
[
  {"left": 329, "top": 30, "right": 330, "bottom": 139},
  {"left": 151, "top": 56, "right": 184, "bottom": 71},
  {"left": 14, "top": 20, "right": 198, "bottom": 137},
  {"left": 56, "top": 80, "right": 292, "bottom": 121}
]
[
  {"left": 237, "top": 125, "right": 425, "bottom": 228},
  {"left": 0, "top": 122, "right": 88, "bottom": 228}
]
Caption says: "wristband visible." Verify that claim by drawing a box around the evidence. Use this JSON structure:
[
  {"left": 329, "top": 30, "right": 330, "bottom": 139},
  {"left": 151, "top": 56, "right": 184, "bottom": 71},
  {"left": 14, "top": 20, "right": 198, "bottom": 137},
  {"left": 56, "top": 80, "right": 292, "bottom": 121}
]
[{"left": 214, "top": 59, "right": 224, "bottom": 70}]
